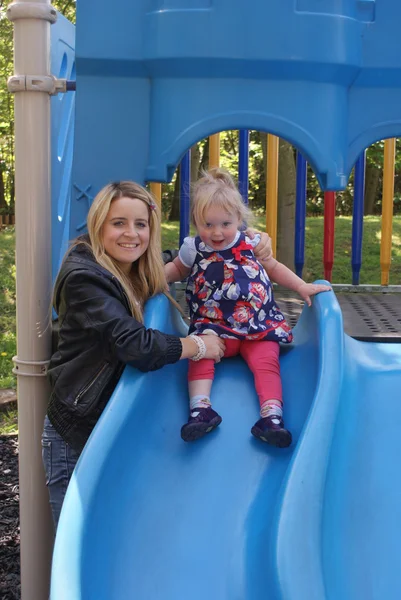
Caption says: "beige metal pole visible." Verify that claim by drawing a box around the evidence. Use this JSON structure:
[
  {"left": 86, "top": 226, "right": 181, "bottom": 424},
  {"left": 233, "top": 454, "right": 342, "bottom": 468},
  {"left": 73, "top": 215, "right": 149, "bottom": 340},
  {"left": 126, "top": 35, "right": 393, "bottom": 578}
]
[{"left": 7, "top": 2, "right": 57, "bottom": 599}]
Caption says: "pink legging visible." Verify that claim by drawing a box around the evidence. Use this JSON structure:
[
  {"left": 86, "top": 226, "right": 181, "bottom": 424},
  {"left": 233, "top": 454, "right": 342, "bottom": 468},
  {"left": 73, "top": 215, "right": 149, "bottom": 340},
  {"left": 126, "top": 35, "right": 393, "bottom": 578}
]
[{"left": 188, "top": 338, "right": 282, "bottom": 406}]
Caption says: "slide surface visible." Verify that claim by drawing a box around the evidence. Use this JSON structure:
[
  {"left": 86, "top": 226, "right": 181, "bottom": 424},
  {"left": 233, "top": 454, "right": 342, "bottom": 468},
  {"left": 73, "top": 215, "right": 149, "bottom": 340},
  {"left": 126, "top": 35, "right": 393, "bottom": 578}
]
[{"left": 51, "top": 289, "right": 401, "bottom": 600}]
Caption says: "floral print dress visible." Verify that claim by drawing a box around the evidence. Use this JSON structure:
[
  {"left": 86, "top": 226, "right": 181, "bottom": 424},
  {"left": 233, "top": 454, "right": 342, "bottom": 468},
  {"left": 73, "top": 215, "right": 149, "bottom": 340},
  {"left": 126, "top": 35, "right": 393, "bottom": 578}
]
[{"left": 185, "top": 233, "right": 293, "bottom": 342}]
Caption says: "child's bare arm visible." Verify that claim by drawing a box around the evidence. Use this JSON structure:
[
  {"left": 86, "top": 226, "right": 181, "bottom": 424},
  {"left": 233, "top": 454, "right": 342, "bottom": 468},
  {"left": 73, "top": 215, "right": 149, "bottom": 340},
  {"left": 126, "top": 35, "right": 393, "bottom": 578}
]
[
  {"left": 262, "top": 257, "right": 303, "bottom": 290},
  {"left": 261, "top": 258, "right": 331, "bottom": 306},
  {"left": 165, "top": 257, "right": 191, "bottom": 283}
]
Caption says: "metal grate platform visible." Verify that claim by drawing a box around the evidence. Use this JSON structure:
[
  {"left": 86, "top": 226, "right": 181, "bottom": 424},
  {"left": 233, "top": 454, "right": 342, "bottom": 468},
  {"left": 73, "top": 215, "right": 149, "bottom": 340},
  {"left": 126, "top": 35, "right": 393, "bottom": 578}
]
[
  {"left": 175, "top": 285, "right": 401, "bottom": 342},
  {"left": 273, "top": 290, "right": 401, "bottom": 342}
]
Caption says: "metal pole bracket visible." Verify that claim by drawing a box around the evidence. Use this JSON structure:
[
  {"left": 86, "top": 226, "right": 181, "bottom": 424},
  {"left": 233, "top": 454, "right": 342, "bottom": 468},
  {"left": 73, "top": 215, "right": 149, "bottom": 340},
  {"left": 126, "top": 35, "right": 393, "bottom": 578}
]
[
  {"left": 7, "top": 2, "right": 57, "bottom": 24},
  {"left": 8, "top": 75, "right": 67, "bottom": 95},
  {"left": 12, "top": 356, "right": 50, "bottom": 377}
]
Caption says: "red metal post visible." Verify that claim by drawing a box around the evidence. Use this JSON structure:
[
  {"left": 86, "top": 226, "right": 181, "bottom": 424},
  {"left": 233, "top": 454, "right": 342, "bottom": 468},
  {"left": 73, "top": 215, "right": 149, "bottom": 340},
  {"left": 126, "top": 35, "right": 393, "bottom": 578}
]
[{"left": 323, "top": 192, "right": 336, "bottom": 282}]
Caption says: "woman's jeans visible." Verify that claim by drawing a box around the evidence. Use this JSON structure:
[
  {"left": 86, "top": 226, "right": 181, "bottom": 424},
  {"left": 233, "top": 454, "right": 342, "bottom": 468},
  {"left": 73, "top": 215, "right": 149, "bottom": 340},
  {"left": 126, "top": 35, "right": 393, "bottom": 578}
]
[{"left": 41, "top": 415, "right": 81, "bottom": 528}]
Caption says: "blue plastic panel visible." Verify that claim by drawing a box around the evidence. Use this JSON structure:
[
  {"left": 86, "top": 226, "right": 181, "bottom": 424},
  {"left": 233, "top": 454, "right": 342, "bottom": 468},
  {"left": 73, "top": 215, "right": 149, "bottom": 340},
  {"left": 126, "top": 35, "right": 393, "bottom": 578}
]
[
  {"left": 70, "top": 0, "right": 401, "bottom": 234},
  {"left": 50, "top": 3, "right": 401, "bottom": 596},
  {"left": 50, "top": 287, "right": 401, "bottom": 599},
  {"left": 51, "top": 13, "right": 75, "bottom": 280}
]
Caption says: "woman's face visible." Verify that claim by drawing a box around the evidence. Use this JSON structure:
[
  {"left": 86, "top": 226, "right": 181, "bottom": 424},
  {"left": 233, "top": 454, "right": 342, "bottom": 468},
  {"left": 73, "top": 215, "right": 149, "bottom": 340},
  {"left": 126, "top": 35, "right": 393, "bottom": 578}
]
[{"left": 102, "top": 197, "right": 150, "bottom": 273}]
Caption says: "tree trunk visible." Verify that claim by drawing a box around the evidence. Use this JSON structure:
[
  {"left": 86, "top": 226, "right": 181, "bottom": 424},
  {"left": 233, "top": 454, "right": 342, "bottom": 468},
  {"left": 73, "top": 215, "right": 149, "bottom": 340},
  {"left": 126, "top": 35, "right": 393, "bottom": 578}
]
[
  {"left": 200, "top": 138, "right": 210, "bottom": 172},
  {"left": 277, "top": 139, "right": 296, "bottom": 269},
  {"left": 190, "top": 143, "right": 200, "bottom": 190},
  {"left": 258, "top": 132, "right": 268, "bottom": 211},
  {"left": 364, "top": 162, "right": 380, "bottom": 215},
  {"left": 260, "top": 132, "right": 267, "bottom": 175},
  {"left": 170, "top": 143, "right": 201, "bottom": 222},
  {"left": 0, "top": 166, "right": 7, "bottom": 210},
  {"left": 259, "top": 134, "right": 295, "bottom": 267},
  {"left": 9, "top": 173, "right": 15, "bottom": 210},
  {"left": 169, "top": 167, "right": 181, "bottom": 221}
]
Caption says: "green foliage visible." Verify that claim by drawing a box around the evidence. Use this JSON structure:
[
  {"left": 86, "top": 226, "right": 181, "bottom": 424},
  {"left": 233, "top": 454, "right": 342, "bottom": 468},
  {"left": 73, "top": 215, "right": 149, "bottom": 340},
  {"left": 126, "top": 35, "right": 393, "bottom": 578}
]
[
  {"left": 0, "top": 226, "right": 16, "bottom": 389},
  {"left": 0, "top": 407, "right": 18, "bottom": 435},
  {"left": 54, "top": 1, "right": 77, "bottom": 24},
  {"left": 366, "top": 139, "right": 401, "bottom": 214},
  {"left": 160, "top": 172, "right": 178, "bottom": 220},
  {"left": 0, "top": 5, "right": 15, "bottom": 208},
  {"left": 0, "top": 1, "right": 76, "bottom": 211},
  {"left": 217, "top": 131, "right": 266, "bottom": 209}
]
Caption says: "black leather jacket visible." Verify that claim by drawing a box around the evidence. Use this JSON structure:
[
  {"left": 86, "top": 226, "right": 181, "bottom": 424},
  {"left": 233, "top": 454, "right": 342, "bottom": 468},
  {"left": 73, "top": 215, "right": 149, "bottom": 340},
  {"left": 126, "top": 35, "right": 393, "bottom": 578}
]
[{"left": 47, "top": 240, "right": 182, "bottom": 452}]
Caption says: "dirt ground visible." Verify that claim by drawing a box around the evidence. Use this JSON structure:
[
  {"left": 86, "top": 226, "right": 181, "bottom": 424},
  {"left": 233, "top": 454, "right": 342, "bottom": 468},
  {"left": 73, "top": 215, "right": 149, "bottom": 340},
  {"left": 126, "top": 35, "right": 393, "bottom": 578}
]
[{"left": 0, "top": 434, "right": 20, "bottom": 600}]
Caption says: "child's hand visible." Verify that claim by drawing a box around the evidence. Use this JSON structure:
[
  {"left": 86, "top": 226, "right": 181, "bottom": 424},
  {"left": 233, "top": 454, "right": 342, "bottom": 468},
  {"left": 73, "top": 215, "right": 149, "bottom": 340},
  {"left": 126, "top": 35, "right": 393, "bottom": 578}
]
[
  {"left": 247, "top": 230, "right": 273, "bottom": 262},
  {"left": 297, "top": 283, "right": 332, "bottom": 307}
]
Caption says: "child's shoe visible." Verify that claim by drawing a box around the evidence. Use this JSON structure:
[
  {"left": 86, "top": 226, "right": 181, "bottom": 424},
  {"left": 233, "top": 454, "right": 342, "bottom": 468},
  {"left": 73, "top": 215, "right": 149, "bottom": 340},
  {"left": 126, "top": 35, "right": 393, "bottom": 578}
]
[
  {"left": 251, "top": 415, "right": 292, "bottom": 448},
  {"left": 181, "top": 407, "right": 222, "bottom": 442}
]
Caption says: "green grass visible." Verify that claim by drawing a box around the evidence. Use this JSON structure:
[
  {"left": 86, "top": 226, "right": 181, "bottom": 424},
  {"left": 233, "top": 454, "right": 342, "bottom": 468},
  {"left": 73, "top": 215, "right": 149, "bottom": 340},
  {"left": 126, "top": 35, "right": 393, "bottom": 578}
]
[
  {"left": 0, "top": 226, "right": 16, "bottom": 389},
  {"left": 0, "top": 407, "right": 18, "bottom": 435},
  {"left": 0, "top": 217, "right": 400, "bottom": 390},
  {"left": 302, "top": 216, "right": 401, "bottom": 284}
]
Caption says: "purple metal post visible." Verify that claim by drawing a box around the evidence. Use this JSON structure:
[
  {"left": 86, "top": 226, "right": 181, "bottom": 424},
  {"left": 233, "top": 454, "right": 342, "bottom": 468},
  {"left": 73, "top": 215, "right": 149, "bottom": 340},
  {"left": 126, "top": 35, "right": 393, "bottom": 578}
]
[{"left": 238, "top": 130, "right": 249, "bottom": 204}]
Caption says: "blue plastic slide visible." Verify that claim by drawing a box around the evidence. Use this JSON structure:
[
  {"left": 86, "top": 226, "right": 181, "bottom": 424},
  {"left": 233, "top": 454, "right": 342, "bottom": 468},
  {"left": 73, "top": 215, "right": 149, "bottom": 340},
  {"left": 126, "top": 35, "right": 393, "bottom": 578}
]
[{"left": 51, "top": 288, "right": 401, "bottom": 600}]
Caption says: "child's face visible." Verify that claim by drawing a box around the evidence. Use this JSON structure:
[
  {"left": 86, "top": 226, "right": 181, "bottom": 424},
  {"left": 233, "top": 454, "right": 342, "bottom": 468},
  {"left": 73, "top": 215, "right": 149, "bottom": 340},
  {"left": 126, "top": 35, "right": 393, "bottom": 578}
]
[
  {"left": 197, "top": 206, "right": 240, "bottom": 250},
  {"left": 102, "top": 196, "right": 150, "bottom": 274}
]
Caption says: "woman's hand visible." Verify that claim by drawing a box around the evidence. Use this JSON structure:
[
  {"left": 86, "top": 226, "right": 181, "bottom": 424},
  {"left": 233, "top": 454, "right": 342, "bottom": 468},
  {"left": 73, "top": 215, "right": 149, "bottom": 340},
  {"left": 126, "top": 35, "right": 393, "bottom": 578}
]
[
  {"left": 202, "top": 335, "right": 226, "bottom": 363},
  {"left": 297, "top": 283, "right": 332, "bottom": 307},
  {"left": 180, "top": 335, "right": 225, "bottom": 363},
  {"left": 246, "top": 229, "right": 273, "bottom": 262}
]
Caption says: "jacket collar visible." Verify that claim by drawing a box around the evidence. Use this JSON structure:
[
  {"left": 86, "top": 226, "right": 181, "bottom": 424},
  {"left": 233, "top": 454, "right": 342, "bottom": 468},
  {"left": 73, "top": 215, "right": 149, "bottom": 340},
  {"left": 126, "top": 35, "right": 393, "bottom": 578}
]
[{"left": 53, "top": 235, "right": 123, "bottom": 312}]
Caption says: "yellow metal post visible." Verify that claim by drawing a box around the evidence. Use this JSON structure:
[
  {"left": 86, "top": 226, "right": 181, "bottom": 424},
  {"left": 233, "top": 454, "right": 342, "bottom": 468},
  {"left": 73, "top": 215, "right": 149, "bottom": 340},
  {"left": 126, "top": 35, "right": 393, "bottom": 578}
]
[
  {"left": 209, "top": 133, "right": 220, "bottom": 169},
  {"left": 266, "top": 134, "right": 279, "bottom": 256},
  {"left": 150, "top": 182, "right": 162, "bottom": 207},
  {"left": 380, "top": 138, "right": 395, "bottom": 285}
]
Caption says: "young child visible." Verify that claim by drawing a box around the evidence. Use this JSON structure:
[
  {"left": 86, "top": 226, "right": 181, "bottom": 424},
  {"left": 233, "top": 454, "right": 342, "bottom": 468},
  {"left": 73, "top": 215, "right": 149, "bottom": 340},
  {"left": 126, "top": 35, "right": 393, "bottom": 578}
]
[{"left": 165, "top": 169, "right": 330, "bottom": 447}]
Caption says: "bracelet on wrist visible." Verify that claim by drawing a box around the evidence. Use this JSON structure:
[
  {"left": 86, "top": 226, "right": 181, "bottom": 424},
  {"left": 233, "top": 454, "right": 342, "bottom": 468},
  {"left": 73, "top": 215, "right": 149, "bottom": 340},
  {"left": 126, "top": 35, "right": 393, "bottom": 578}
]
[{"left": 189, "top": 334, "right": 206, "bottom": 361}]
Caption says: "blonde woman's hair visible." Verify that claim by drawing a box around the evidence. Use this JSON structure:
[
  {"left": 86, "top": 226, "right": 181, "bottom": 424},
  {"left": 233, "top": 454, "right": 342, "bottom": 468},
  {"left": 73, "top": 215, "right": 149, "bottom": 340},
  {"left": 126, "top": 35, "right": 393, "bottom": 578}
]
[
  {"left": 70, "top": 181, "right": 167, "bottom": 322},
  {"left": 191, "top": 168, "right": 252, "bottom": 229}
]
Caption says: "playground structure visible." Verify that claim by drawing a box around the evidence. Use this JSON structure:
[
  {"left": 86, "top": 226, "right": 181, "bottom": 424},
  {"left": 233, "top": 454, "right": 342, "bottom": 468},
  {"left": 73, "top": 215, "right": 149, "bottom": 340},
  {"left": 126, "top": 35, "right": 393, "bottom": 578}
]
[
  {"left": 6, "top": 1, "right": 401, "bottom": 599},
  {"left": 154, "top": 136, "right": 396, "bottom": 286}
]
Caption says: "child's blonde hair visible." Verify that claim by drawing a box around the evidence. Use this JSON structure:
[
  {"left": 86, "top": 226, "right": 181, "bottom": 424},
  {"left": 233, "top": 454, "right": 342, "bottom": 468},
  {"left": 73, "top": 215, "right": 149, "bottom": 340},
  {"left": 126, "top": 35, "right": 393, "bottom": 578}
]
[
  {"left": 72, "top": 181, "right": 167, "bottom": 322},
  {"left": 191, "top": 168, "right": 252, "bottom": 228}
]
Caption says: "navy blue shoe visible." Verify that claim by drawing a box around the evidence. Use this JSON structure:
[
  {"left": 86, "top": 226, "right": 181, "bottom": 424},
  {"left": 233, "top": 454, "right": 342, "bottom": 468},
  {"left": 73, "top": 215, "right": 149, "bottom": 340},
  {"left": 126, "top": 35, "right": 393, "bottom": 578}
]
[
  {"left": 181, "top": 407, "right": 222, "bottom": 442},
  {"left": 251, "top": 416, "right": 292, "bottom": 448}
]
